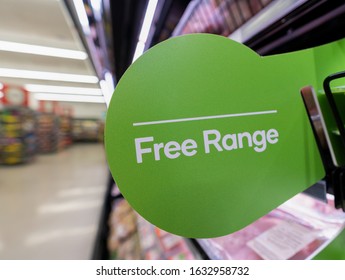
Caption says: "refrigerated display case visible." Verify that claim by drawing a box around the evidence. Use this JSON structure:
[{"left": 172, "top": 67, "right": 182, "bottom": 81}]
[
  {"left": 103, "top": 183, "right": 345, "bottom": 260},
  {"left": 92, "top": 0, "right": 345, "bottom": 259}
]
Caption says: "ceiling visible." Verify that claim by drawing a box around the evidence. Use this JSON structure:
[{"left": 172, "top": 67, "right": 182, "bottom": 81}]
[
  {"left": 0, "top": 0, "right": 101, "bottom": 106},
  {"left": 0, "top": 0, "right": 191, "bottom": 109},
  {"left": 2, "top": 0, "right": 345, "bottom": 107}
]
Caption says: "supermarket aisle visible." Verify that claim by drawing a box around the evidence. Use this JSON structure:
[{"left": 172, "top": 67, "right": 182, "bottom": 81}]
[{"left": 0, "top": 144, "right": 108, "bottom": 259}]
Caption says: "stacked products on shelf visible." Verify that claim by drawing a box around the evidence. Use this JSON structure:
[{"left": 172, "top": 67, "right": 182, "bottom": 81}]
[
  {"left": 72, "top": 118, "right": 102, "bottom": 142},
  {"left": 0, "top": 106, "right": 36, "bottom": 165},
  {"left": 136, "top": 215, "right": 197, "bottom": 260},
  {"left": 58, "top": 115, "right": 73, "bottom": 150},
  {"left": 107, "top": 185, "right": 199, "bottom": 260},
  {"left": 0, "top": 107, "right": 103, "bottom": 165},
  {"left": 107, "top": 198, "right": 142, "bottom": 260},
  {"left": 36, "top": 113, "right": 59, "bottom": 153}
]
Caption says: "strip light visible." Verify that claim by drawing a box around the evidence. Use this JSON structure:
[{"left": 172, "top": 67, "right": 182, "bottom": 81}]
[
  {"left": 0, "top": 40, "right": 87, "bottom": 60},
  {"left": 90, "top": 0, "right": 102, "bottom": 13},
  {"left": 132, "top": 0, "right": 158, "bottom": 62},
  {"left": 25, "top": 84, "right": 102, "bottom": 95},
  {"left": 132, "top": 42, "right": 145, "bottom": 63},
  {"left": 100, "top": 72, "right": 115, "bottom": 107},
  {"left": 73, "top": 0, "right": 91, "bottom": 35},
  {"left": 35, "top": 93, "right": 105, "bottom": 103},
  {"left": 90, "top": 0, "right": 102, "bottom": 20},
  {"left": 139, "top": 0, "right": 158, "bottom": 42},
  {"left": 0, "top": 68, "right": 98, "bottom": 84}
]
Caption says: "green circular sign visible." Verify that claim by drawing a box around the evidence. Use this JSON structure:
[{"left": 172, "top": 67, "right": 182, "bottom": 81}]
[{"left": 105, "top": 34, "right": 324, "bottom": 238}]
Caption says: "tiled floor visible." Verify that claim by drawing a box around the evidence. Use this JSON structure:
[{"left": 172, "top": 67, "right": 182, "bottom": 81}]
[{"left": 0, "top": 143, "right": 108, "bottom": 259}]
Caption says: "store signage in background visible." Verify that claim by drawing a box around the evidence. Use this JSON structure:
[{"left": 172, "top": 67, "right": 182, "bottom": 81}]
[
  {"left": 1, "top": 85, "right": 29, "bottom": 106},
  {"left": 105, "top": 34, "right": 325, "bottom": 238}
]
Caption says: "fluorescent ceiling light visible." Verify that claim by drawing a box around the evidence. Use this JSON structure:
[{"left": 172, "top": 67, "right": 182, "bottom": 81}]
[
  {"left": 73, "top": 0, "right": 91, "bottom": 35},
  {"left": 101, "top": 72, "right": 115, "bottom": 107},
  {"left": 132, "top": 42, "right": 145, "bottom": 63},
  {"left": 139, "top": 0, "right": 158, "bottom": 42},
  {"left": 35, "top": 93, "right": 105, "bottom": 103},
  {"left": 0, "top": 68, "right": 98, "bottom": 84},
  {"left": 0, "top": 40, "right": 87, "bottom": 60},
  {"left": 25, "top": 84, "right": 102, "bottom": 95},
  {"left": 104, "top": 72, "right": 115, "bottom": 93},
  {"left": 91, "top": 0, "right": 101, "bottom": 13},
  {"left": 90, "top": 0, "right": 102, "bottom": 20},
  {"left": 100, "top": 80, "right": 108, "bottom": 105},
  {"left": 132, "top": 0, "right": 158, "bottom": 62}
]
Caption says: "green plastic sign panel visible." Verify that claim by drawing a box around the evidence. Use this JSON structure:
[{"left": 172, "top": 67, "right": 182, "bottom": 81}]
[{"left": 105, "top": 34, "right": 324, "bottom": 238}]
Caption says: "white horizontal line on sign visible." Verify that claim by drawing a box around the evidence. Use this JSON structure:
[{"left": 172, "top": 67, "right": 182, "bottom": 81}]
[{"left": 133, "top": 110, "right": 278, "bottom": 127}]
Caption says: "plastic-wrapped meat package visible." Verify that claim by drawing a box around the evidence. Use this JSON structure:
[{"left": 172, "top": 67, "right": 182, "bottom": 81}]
[
  {"left": 136, "top": 215, "right": 197, "bottom": 260},
  {"left": 197, "top": 193, "right": 345, "bottom": 260},
  {"left": 198, "top": 214, "right": 281, "bottom": 259}
]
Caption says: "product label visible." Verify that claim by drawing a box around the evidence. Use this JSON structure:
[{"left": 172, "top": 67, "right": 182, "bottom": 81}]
[
  {"left": 247, "top": 221, "right": 318, "bottom": 260},
  {"left": 105, "top": 34, "right": 324, "bottom": 238}
]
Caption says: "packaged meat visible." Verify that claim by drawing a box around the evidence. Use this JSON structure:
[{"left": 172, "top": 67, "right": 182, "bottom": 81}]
[{"left": 197, "top": 193, "right": 345, "bottom": 260}]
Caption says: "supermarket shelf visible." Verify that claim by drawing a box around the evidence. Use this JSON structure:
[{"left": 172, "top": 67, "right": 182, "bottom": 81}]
[
  {"left": 72, "top": 118, "right": 103, "bottom": 143},
  {"left": 0, "top": 106, "right": 36, "bottom": 165}
]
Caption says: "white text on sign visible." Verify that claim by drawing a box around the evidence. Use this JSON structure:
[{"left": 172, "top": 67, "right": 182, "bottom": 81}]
[{"left": 134, "top": 128, "right": 279, "bottom": 163}]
